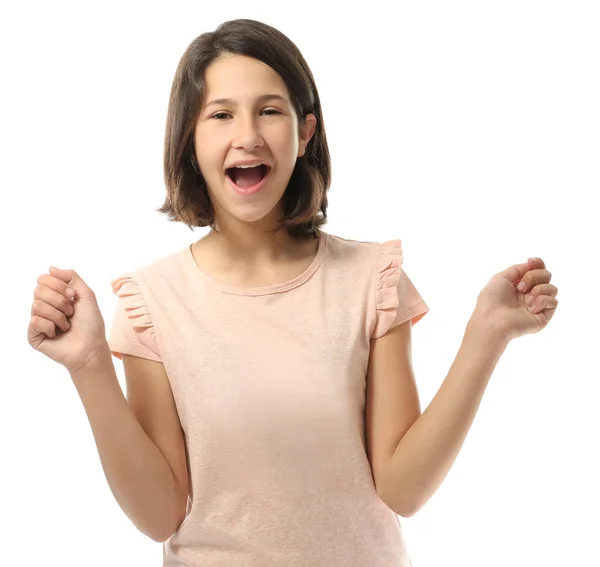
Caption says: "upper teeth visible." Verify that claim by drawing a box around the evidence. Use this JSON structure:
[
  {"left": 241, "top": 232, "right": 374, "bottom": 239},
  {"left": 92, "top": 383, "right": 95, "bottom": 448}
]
[{"left": 235, "top": 164, "right": 262, "bottom": 169}]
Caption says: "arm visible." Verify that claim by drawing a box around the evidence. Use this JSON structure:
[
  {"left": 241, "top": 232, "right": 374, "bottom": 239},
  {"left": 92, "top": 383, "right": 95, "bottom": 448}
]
[
  {"left": 70, "top": 345, "right": 187, "bottom": 542},
  {"left": 367, "top": 316, "right": 509, "bottom": 517}
]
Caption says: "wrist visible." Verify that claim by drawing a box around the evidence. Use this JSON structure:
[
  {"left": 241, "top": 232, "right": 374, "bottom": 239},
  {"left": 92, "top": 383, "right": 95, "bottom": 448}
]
[
  {"left": 466, "top": 310, "right": 511, "bottom": 352},
  {"left": 68, "top": 343, "right": 112, "bottom": 378}
]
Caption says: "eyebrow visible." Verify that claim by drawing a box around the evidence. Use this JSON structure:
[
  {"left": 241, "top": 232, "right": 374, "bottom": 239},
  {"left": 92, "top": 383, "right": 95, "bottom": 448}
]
[{"left": 204, "top": 93, "right": 289, "bottom": 109}]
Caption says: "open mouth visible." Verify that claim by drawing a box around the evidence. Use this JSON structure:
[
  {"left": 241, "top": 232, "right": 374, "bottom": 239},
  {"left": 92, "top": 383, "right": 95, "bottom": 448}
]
[{"left": 225, "top": 164, "right": 270, "bottom": 189}]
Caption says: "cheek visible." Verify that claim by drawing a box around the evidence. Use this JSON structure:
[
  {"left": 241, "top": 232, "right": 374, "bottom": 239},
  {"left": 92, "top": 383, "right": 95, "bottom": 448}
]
[
  {"left": 271, "top": 124, "right": 299, "bottom": 159},
  {"left": 195, "top": 133, "right": 227, "bottom": 174}
]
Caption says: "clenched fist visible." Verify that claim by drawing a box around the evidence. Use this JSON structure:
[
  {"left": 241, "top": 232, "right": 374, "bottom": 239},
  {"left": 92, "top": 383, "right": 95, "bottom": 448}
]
[{"left": 28, "top": 266, "right": 109, "bottom": 372}]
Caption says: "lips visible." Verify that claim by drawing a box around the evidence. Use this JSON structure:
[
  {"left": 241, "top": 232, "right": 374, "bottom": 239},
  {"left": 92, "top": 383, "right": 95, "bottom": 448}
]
[{"left": 225, "top": 164, "right": 269, "bottom": 184}]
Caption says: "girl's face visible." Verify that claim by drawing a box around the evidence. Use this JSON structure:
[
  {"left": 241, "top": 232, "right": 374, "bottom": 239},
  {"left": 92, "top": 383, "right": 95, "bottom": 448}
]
[{"left": 194, "top": 54, "right": 316, "bottom": 228}]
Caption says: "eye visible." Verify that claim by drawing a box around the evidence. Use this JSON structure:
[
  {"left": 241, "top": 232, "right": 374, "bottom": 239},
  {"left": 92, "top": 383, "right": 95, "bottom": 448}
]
[
  {"left": 212, "top": 112, "right": 231, "bottom": 120},
  {"left": 262, "top": 108, "right": 281, "bottom": 116}
]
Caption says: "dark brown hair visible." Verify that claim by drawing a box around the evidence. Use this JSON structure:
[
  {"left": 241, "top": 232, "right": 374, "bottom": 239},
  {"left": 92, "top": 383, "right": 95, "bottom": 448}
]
[{"left": 157, "top": 19, "right": 331, "bottom": 239}]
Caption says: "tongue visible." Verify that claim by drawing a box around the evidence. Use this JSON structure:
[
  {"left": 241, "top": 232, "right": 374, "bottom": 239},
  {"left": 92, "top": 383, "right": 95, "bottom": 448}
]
[{"left": 229, "top": 166, "right": 265, "bottom": 188}]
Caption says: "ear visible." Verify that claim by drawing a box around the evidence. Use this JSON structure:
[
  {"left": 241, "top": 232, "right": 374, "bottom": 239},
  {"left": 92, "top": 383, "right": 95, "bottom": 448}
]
[{"left": 297, "top": 113, "right": 317, "bottom": 158}]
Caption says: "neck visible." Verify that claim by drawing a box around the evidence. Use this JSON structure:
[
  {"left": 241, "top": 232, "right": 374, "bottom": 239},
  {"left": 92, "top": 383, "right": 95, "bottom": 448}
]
[{"left": 207, "top": 214, "right": 312, "bottom": 267}]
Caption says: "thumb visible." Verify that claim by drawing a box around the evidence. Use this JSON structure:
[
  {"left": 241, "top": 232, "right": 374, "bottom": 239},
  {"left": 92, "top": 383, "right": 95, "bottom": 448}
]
[{"left": 497, "top": 261, "right": 532, "bottom": 285}]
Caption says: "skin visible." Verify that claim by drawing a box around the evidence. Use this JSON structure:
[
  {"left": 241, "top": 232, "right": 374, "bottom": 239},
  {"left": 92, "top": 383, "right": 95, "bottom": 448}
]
[{"left": 191, "top": 53, "right": 318, "bottom": 286}]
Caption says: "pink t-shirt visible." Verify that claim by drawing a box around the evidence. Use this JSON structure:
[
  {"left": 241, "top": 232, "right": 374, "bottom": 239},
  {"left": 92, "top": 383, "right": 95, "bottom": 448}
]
[{"left": 108, "top": 231, "right": 429, "bottom": 567}]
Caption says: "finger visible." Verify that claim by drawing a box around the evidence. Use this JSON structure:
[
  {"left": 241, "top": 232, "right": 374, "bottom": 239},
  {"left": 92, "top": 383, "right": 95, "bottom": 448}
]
[
  {"left": 38, "top": 273, "right": 75, "bottom": 301},
  {"left": 34, "top": 284, "right": 75, "bottom": 317},
  {"left": 48, "top": 266, "right": 77, "bottom": 290},
  {"left": 29, "top": 315, "right": 57, "bottom": 340},
  {"left": 517, "top": 269, "right": 553, "bottom": 293},
  {"left": 499, "top": 260, "right": 542, "bottom": 285},
  {"left": 527, "top": 257, "right": 546, "bottom": 269},
  {"left": 525, "top": 284, "right": 558, "bottom": 304},
  {"left": 31, "top": 299, "right": 71, "bottom": 332},
  {"left": 530, "top": 296, "right": 559, "bottom": 314}
]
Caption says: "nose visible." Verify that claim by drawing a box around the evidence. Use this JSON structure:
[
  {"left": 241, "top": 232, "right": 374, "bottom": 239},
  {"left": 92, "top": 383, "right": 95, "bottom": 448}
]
[{"left": 232, "top": 115, "right": 264, "bottom": 150}]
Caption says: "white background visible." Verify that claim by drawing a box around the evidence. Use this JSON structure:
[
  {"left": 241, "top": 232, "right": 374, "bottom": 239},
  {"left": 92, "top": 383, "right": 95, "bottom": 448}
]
[{"left": 2, "top": 1, "right": 598, "bottom": 565}]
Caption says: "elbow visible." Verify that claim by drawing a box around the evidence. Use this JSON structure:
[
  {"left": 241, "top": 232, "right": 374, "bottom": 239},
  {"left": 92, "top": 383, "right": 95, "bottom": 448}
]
[
  {"left": 151, "top": 529, "right": 173, "bottom": 544},
  {"left": 148, "top": 508, "right": 188, "bottom": 544},
  {"left": 384, "top": 496, "right": 418, "bottom": 519},
  {"left": 374, "top": 465, "right": 422, "bottom": 518},
  {"left": 377, "top": 482, "right": 418, "bottom": 519},
  {"left": 396, "top": 503, "right": 418, "bottom": 518},
  {"left": 150, "top": 520, "right": 179, "bottom": 543},
  {"left": 151, "top": 491, "right": 189, "bottom": 543}
]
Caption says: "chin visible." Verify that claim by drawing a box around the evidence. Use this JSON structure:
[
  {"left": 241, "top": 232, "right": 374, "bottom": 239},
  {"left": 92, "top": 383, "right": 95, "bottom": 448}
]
[
  {"left": 232, "top": 208, "right": 281, "bottom": 225},
  {"left": 211, "top": 182, "right": 287, "bottom": 227}
]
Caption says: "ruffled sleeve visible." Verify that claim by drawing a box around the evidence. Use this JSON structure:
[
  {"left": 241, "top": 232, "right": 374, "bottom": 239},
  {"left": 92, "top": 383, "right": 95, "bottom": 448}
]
[
  {"left": 107, "top": 273, "right": 162, "bottom": 362},
  {"left": 372, "top": 240, "right": 430, "bottom": 339}
]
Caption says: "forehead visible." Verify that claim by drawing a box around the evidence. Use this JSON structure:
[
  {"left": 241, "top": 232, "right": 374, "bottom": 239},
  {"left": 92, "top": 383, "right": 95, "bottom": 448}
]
[{"left": 202, "top": 54, "right": 290, "bottom": 103}]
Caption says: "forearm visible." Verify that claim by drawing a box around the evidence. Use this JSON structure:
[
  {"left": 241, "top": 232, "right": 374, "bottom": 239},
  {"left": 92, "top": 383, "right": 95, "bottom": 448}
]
[
  {"left": 381, "top": 317, "right": 509, "bottom": 517},
  {"left": 70, "top": 346, "right": 184, "bottom": 542}
]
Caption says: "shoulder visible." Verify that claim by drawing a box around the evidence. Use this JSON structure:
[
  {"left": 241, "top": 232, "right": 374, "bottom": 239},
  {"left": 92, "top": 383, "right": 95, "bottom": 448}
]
[
  {"left": 108, "top": 245, "right": 193, "bottom": 323},
  {"left": 323, "top": 232, "right": 385, "bottom": 262},
  {"left": 323, "top": 232, "right": 402, "bottom": 272},
  {"left": 111, "top": 245, "right": 190, "bottom": 287}
]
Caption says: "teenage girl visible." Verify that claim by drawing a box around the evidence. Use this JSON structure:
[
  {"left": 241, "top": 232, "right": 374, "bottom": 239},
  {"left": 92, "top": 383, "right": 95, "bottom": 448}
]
[{"left": 28, "top": 18, "right": 559, "bottom": 567}]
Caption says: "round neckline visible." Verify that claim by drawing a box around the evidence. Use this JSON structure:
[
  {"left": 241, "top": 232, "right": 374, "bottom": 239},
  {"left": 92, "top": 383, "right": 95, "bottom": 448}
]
[{"left": 184, "top": 231, "right": 328, "bottom": 296}]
